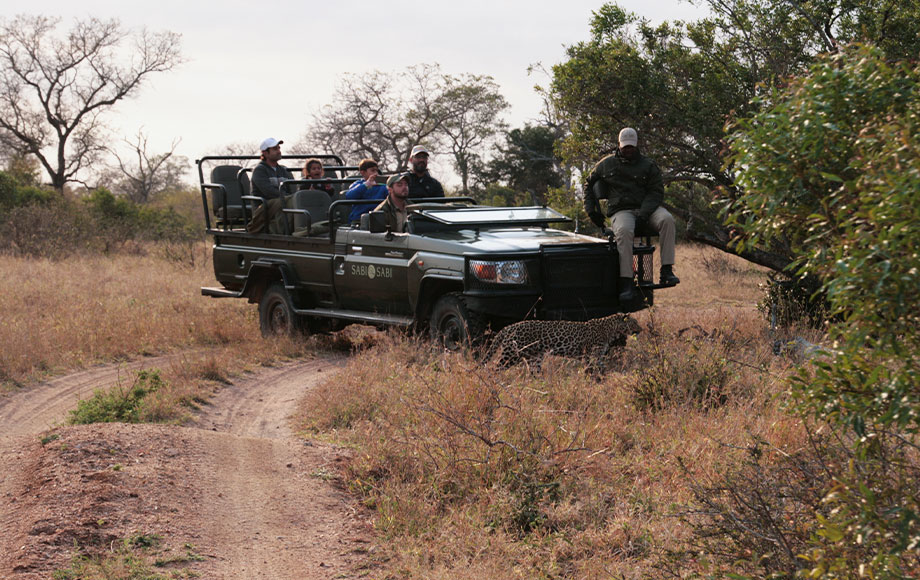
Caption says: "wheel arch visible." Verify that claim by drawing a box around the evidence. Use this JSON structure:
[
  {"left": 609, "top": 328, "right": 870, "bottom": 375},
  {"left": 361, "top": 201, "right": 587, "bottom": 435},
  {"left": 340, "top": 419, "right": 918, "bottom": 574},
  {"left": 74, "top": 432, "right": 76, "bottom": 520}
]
[
  {"left": 241, "top": 261, "right": 297, "bottom": 305},
  {"left": 415, "top": 275, "right": 464, "bottom": 327}
]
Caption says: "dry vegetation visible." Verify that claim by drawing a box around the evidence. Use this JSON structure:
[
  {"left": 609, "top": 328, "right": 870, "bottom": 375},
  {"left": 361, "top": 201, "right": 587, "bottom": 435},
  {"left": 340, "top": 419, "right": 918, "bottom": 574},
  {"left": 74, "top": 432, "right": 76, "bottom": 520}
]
[
  {"left": 295, "top": 245, "right": 825, "bottom": 578},
  {"left": 2, "top": 241, "right": 831, "bottom": 577},
  {"left": 0, "top": 244, "right": 349, "bottom": 418}
]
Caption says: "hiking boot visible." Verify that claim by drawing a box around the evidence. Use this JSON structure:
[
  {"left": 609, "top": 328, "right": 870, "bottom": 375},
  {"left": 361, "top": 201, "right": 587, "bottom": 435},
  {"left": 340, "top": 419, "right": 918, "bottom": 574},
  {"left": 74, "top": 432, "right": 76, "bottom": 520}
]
[{"left": 660, "top": 265, "right": 680, "bottom": 286}]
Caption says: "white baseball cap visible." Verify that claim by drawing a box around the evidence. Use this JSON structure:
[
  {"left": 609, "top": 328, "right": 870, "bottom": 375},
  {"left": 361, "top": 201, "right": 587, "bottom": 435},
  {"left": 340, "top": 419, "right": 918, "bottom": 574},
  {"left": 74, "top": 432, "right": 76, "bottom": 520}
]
[
  {"left": 259, "top": 137, "right": 283, "bottom": 151},
  {"left": 618, "top": 128, "right": 638, "bottom": 148},
  {"left": 410, "top": 145, "right": 430, "bottom": 157}
]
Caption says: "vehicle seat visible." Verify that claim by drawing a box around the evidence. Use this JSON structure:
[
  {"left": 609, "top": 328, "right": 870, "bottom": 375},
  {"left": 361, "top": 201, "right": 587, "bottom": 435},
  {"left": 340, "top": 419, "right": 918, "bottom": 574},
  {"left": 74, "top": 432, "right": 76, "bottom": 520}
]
[
  {"left": 291, "top": 189, "right": 331, "bottom": 232},
  {"left": 209, "top": 165, "right": 250, "bottom": 224},
  {"left": 329, "top": 192, "right": 351, "bottom": 227},
  {"left": 634, "top": 221, "right": 659, "bottom": 245}
]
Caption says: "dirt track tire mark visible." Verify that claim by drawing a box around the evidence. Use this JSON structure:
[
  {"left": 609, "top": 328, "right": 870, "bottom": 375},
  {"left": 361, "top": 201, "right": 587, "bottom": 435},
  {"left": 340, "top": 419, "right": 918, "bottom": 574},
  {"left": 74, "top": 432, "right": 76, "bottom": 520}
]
[
  {"left": 0, "top": 352, "right": 208, "bottom": 441},
  {"left": 194, "top": 355, "right": 347, "bottom": 439},
  {"left": 0, "top": 352, "right": 372, "bottom": 580}
]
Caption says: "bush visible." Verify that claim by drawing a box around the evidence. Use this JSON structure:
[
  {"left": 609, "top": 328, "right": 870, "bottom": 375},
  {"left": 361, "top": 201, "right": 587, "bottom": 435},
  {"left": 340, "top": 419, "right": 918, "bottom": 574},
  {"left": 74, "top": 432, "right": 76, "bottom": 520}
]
[
  {"left": 661, "top": 433, "right": 833, "bottom": 578},
  {"left": 0, "top": 170, "right": 57, "bottom": 211},
  {"left": 68, "top": 370, "right": 165, "bottom": 424},
  {"left": 630, "top": 325, "right": 756, "bottom": 412},
  {"left": 1, "top": 200, "right": 97, "bottom": 258},
  {"left": 726, "top": 44, "right": 920, "bottom": 578},
  {"left": 0, "top": 188, "right": 201, "bottom": 258},
  {"left": 758, "top": 272, "right": 830, "bottom": 330}
]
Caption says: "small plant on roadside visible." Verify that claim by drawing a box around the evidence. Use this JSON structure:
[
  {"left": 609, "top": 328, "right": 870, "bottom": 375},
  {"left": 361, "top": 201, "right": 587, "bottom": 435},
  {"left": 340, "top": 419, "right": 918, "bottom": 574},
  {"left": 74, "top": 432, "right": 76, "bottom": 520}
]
[
  {"left": 52, "top": 533, "right": 199, "bottom": 580},
  {"left": 40, "top": 432, "right": 60, "bottom": 446},
  {"left": 68, "top": 370, "right": 165, "bottom": 424}
]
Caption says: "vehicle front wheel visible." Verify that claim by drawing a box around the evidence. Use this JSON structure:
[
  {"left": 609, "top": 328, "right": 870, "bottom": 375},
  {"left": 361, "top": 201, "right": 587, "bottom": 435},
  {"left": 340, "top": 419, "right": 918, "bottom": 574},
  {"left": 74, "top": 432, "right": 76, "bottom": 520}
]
[
  {"left": 429, "top": 292, "right": 483, "bottom": 350},
  {"left": 259, "top": 283, "right": 305, "bottom": 337}
]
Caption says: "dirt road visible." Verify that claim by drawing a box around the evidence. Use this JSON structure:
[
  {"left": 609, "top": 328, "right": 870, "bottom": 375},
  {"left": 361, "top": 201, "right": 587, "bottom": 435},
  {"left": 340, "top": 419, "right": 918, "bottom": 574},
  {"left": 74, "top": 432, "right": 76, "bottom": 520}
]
[{"left": 0, "top": 353, "right": 374, "bottom": 579}]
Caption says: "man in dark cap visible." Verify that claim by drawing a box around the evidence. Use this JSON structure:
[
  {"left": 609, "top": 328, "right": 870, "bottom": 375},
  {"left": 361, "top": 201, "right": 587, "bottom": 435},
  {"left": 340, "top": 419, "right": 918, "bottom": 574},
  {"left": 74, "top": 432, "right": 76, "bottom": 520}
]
[{"left": 375, "top": 172, "right": 412, "bottom": 232}]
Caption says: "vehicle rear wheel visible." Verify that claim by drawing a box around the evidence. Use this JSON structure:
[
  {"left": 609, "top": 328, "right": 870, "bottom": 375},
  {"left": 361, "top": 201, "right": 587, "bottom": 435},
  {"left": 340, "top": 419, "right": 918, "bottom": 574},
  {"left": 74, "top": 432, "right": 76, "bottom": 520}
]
[
  {"left": 259, "top": 283, "right": 305, "bottom": 337},
  {"left": 429, "top": 292, "right": 483, "bottom": 350}
]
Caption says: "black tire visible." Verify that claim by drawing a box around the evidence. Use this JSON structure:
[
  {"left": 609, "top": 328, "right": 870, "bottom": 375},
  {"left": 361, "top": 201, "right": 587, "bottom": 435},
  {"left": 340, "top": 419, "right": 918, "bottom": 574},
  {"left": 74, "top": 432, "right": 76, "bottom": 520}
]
[
  {"left": 429, "top": 292, "right": 483, "bottom": 350},
  {"left": 259, "top": 283, "right": 305, "bottom": 337}
]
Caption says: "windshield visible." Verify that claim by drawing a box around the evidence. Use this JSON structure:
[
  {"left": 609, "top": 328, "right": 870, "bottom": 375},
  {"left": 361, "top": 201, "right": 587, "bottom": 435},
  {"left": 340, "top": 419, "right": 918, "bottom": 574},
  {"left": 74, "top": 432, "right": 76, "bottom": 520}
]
[{"left": 417, "top": 206, "right": 570, "bottom": 226}]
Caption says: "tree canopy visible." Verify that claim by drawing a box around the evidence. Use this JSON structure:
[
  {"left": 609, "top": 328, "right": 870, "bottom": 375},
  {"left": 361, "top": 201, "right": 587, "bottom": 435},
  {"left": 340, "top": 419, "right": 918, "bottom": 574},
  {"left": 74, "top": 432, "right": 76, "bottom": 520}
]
[
  {"left": 726, "top": 43, "right": 920, "bottom": 578},
  {"left": 304, "top": 64, "right": 508, "bottom": 191},
  {"left": 548, "top": 0, "right": 920, "bottom": 271},
  {"left": 0, "top": 15, "right": 182, "bottom": 191},
  {"left": 480, "top": 125, "right": 565, "bottom": 204}
]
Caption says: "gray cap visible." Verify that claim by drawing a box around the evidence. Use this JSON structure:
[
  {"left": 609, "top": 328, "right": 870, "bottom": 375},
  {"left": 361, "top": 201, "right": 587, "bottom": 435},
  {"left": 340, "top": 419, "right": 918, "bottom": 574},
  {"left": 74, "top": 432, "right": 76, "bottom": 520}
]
[
  {"left": 618, "top": 128, "right": 638, "bottom": 148},
  {"left": 386, "top": 172, "right": 411, "bottom": 187}
]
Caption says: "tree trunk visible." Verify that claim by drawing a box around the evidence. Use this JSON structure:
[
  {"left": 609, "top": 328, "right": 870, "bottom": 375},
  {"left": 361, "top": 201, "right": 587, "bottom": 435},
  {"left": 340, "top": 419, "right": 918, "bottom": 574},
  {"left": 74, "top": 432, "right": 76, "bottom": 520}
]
[{"left": 671, "top": 205, "right": 794, "bottom": 273}]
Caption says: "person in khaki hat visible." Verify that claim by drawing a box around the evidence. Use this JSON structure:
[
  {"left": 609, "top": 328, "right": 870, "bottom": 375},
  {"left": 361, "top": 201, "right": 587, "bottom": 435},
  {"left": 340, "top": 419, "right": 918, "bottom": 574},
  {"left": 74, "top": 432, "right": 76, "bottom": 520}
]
[
  {"left": 583, "top": 127, "right": 679, "bottom": 303},
  {"left": 247, "top": 137, "right": 295, "bottom": 234},
  {"left": 375, "top": 172, "right": 412, "bottom": 233},
  {"left": 406, "top": 144, "right": 444, "bottom": 200}
]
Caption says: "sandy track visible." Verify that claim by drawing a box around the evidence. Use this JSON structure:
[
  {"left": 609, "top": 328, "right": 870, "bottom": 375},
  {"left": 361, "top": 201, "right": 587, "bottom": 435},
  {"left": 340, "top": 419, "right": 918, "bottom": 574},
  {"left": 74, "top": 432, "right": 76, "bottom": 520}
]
[
  {"left": 0, "top": 352, "right": 373, "bottom": 579},
  {"left": 0, "top": 352, "right": 203, "bottom": 440}
]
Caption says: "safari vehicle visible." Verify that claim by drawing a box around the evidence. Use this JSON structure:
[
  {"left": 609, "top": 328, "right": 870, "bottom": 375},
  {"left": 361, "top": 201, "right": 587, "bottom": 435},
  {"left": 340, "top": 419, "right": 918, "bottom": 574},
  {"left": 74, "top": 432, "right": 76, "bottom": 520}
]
[{"left": 197, "top": 154, "right": 672, "bottom": 346}]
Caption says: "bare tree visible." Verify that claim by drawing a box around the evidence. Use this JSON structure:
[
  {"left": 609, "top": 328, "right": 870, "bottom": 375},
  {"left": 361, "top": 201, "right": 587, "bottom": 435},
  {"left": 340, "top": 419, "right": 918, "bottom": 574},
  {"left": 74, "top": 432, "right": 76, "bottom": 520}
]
[
  {"left": 439, "top": 74, "right": 509, "bottom": 194},
  {"left": 0, "top": 15, "right": 182, "bottom": 191},
  {"left": 305, "top": 65, "right": 445, "bottom": 171},
  {"left": 304, "top": 64, "right": 509, "bottom": 181},
  {"left": 105, "top": 129, "right": 188, "bottom": 203}
]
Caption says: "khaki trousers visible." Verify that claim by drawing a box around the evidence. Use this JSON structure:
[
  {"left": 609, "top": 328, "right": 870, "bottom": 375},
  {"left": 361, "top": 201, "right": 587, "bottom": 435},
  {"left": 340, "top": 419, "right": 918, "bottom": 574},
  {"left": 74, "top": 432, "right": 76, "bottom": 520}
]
[
  {"left": 611, "top": 206, "right": 676, "bottom": 278},
  {"left": 246, "top": 197, "right": 286, "bottom": 234}
]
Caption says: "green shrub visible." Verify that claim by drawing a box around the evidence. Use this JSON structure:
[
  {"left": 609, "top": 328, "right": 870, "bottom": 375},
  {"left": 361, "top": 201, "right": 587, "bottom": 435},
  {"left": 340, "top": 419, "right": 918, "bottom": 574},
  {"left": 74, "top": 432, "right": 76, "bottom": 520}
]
[
  {"left": 1, "top": 200, "right": 97, "bottom": 258},
  {"left": 0, "top": 187, "right": 201, "bottom": 258},
  {"left": 0, "top": 170, "right": 57, "bottom": 211},
  {"left": 68, "top": 370, "right": 165, "bottom": 424},
  {"left": 726, "top": 44, "right": 920, "bottom": 579},
  {"left": 52, "top": 533, "right": 201, "bottom": 579}
]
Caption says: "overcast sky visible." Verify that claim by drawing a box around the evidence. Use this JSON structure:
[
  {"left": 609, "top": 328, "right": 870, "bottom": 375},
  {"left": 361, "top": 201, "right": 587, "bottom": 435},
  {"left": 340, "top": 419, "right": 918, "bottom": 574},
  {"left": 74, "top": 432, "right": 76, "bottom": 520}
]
[{"left": 17, "top": 0, "right": 706, "bottom": 186}]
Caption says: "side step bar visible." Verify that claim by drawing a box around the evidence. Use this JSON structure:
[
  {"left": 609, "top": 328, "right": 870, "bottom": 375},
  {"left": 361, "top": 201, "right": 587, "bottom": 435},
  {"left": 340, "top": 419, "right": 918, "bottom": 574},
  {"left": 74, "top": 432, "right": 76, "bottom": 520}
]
[
  {"left": 202, "top": 287, "right": 413, "bottom": 327},
  {"left": 202, "top": 286, "right": 242, "bottom": 298},
  {"left": 638, "top": 282, "right": 678, "bottom": 290},
  {"left": 293, "top": 307, "right": 415, "bottom": 327}
]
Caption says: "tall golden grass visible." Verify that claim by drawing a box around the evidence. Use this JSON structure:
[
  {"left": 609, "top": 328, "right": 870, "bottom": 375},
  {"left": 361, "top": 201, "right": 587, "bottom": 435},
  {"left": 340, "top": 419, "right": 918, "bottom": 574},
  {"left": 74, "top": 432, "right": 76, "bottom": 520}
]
[
  {"left": 1, "top": 240, "right": 824, "bottom": 575},
  {"left": 0, "top": 245, "right": 244, "bottom": 383},
  {"left": 295, "top": 244, "right": 818, "bottom": 578},
  {"left": 0, "top": 243, "right": 335, "bottom": 406}
]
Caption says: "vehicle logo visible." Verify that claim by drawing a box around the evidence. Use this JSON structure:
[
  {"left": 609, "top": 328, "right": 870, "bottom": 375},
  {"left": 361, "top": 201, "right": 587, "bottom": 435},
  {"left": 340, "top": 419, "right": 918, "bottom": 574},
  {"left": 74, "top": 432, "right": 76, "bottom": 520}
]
[{"left": 350, "top": 263, "right": 394, "bottom": 279}]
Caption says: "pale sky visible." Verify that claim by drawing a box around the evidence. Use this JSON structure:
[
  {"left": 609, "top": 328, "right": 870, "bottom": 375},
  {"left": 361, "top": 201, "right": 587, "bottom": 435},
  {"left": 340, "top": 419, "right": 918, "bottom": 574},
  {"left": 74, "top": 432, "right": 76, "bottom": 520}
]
[{"left": 15, "top": 0, "right": 706, "bottom": 187}]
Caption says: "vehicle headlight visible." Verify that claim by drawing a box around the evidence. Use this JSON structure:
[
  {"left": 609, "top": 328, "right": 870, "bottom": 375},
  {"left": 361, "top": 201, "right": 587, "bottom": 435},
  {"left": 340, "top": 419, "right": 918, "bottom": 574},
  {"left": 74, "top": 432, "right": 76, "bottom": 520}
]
[{"left": 469, "top": 259, "right": 529, "bottom": 284}]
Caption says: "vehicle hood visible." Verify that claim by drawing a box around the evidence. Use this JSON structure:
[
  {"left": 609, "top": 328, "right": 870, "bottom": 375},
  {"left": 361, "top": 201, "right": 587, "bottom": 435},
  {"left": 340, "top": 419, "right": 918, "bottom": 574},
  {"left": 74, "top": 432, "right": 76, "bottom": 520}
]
[{"left": 416, "top": 227, "right": 606, "bottom": 253}]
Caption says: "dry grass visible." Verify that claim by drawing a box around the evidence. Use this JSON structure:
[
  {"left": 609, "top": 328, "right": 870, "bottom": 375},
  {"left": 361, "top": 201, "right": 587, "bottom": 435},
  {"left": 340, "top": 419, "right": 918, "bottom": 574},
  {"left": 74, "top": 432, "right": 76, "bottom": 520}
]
[
  {"left": 1, "top": 240, "right": 826, "bottom": 576},
  {"left": 295, "top": 244, "right": 820, "bottom": 578},
  {"left": 0, "top": 245, "right": 336, "bottom": 402}
]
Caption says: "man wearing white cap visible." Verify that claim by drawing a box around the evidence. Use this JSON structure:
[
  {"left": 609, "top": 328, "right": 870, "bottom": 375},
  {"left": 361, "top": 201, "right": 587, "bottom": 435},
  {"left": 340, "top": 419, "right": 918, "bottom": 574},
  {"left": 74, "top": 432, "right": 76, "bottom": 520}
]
[
  {"left": 247, "top": 137, "right": 294, "bottom": 234},
  {"left": 406, "top": 145, "right": 444, "bottom": 200},
  {"left": 583, "top": 127, "right": 679, "bottom": 303}
]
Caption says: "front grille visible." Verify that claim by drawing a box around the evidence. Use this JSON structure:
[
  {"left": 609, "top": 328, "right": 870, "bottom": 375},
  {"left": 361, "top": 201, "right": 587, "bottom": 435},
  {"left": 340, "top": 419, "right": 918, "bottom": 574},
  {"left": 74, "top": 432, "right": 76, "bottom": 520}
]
[{"left": 541, "top": 244, "right": 618, "bottom": 316}]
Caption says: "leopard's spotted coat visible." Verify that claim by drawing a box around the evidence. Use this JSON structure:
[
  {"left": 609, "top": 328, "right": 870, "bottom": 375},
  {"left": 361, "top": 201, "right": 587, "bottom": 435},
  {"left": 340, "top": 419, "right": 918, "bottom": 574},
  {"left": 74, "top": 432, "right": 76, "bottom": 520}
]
[{"left": 484, "top": 314, "right": 641, "bottom": 372}]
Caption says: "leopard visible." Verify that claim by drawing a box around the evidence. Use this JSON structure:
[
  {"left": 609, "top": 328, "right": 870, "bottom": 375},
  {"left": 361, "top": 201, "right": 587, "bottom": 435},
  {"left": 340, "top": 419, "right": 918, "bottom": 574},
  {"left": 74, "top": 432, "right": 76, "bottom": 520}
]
[{"left": 483, "top": 313, "right": 642, "bottom": 373}]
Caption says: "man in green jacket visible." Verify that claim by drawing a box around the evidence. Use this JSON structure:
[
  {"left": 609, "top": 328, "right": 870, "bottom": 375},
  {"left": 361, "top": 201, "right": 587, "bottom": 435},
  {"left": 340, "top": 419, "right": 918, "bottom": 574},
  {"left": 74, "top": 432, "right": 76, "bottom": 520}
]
[
  {"left": 583, "top": 127, "right": 679, "bottom": 303},
  {"left": 375, "top": 172, "right": 412, "bottom": 233}
]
